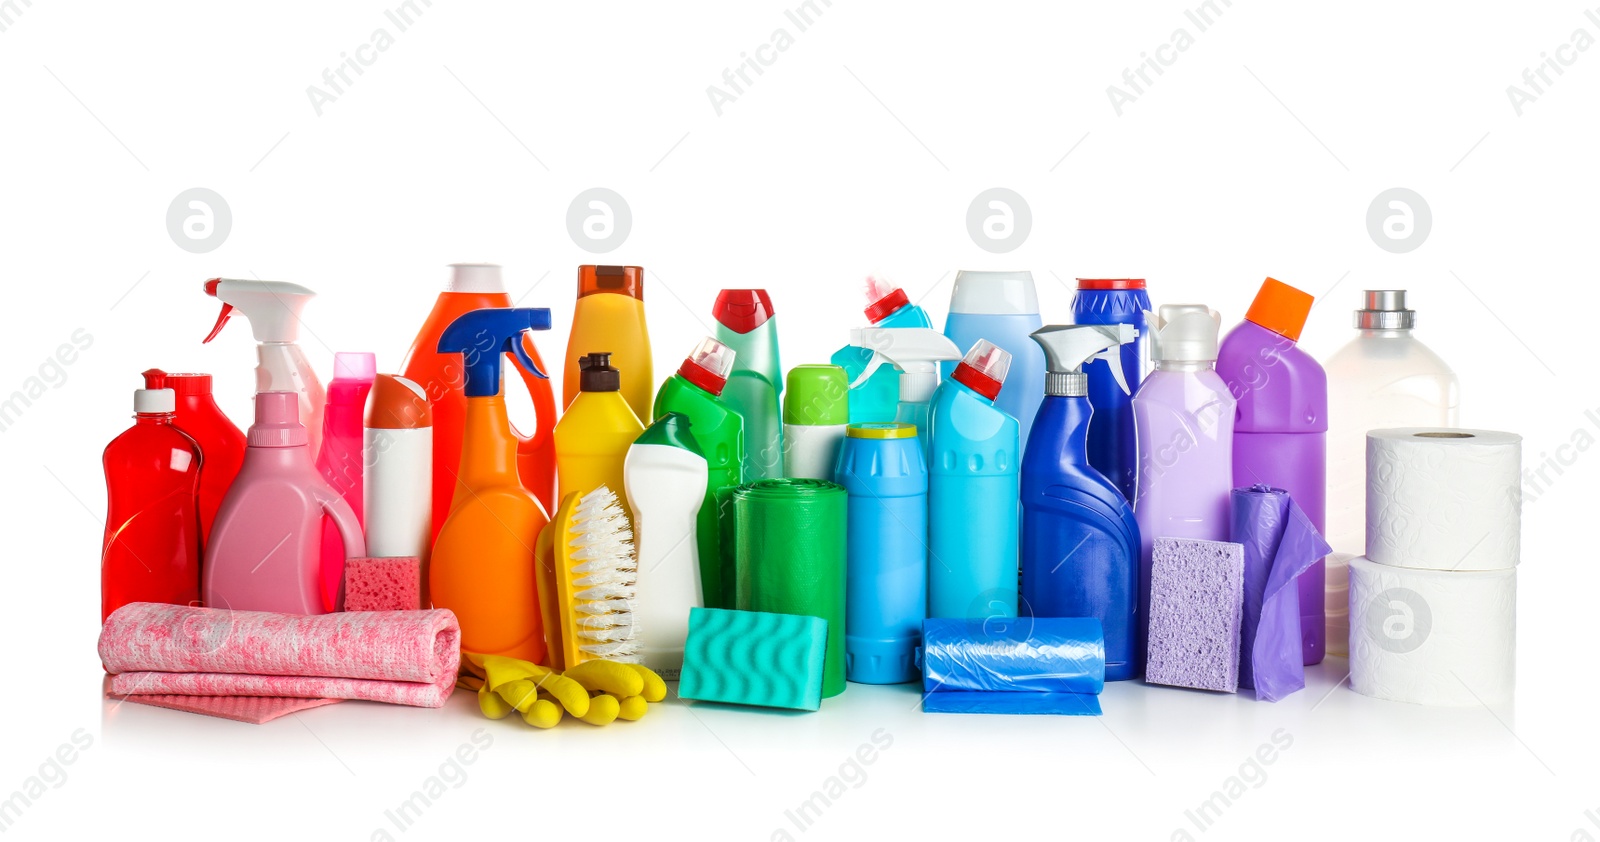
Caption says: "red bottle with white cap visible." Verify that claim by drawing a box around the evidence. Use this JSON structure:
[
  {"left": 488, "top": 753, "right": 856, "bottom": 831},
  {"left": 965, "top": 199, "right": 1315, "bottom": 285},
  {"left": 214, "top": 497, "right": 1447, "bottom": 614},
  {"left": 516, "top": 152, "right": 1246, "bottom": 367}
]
[{"left": 102, "top": 387, "right": 203, "bottom": 621}]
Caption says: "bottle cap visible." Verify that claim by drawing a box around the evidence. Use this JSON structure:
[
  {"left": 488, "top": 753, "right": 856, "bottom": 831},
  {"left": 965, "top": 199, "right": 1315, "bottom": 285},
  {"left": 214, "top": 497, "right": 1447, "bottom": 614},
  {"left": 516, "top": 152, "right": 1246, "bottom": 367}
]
[
  {"left": 950, "top": 339, "right": 1011, "bottom": 402},
  {"left": 142, "top": 369, "right": 215, "bottom": 397},
  {"left": 847, "top": 422, "right": 917, "bottom": 440},
  {"left": 333, "top": 352, "right": 378, "bottom": 381},
  {"left": 249, "top": 391, "right": 307, "bottom": 447},
  {"left": 635, "top": 411, "right": 702, "bottom": 453},
  {"left": 949, "top": 270, "right": 1039, "bottom": 315},
  {"left": 365, "top": 374, "right": 432, "bottom": 430},
  {"left": 579, "top": 353, "right": 621, "bottom": 392},
  {"left": 1150, "top": 305, "right": 1221, "bottom": 363},
  {"left": 1076, "top": 278, "right": 1146, "bottom": 290},
  {"left": 1355, "top": 289, "right": 1415, "bottom": 330},
  {"left": 678, "top": 337, "right": 736, "bottom": 396},
  {"left": 713, "top": 289, "right": 775, "bottom": 334},
  {"left": 862, "top": 275, "right": 910, "bottom": 324},
  {"left": 578, "top": 265, "right": 643, "bottom": 300},
  {"left": 1244, "top": 277, "right": 1314, "bottom": 342},
  {"left": 447, "top": 263, "right": 505, "bottom": 294},
  {"left": 134, "top": 388, "right": 175, "bottom": 414},
  {"left": 783, "top": 364, "right": 849, "bottom": 426}
]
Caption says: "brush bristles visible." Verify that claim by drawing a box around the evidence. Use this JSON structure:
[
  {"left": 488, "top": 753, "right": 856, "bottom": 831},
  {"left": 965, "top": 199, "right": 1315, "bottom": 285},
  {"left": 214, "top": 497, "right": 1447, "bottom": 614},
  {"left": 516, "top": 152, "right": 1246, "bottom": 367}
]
[{"left": 567, "top": 486, "right": 642, "bottom": 663}]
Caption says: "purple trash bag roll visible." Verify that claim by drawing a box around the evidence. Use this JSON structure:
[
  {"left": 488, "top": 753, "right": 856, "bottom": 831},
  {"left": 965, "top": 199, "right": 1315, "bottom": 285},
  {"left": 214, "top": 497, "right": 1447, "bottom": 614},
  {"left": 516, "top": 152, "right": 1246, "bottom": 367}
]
[{"left": 1231, "top": 485, "right": 1332, "bottom": 702}]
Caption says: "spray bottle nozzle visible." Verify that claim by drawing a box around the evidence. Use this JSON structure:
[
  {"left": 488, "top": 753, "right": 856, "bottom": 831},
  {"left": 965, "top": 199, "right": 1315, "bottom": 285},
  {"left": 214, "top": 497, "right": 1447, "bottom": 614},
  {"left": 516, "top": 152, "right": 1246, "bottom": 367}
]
[
  {"left": 436, "top": 308, "right": 553, "bottom": 397},
  {"left": 847, "top": 327, "right": 962, "bottom": 388},
  {"left": 1030, "top": 324, "right": 1136, "bottom": 397},
  {"left": 202, "top": 277, "right": 317, "bottom": 344}
]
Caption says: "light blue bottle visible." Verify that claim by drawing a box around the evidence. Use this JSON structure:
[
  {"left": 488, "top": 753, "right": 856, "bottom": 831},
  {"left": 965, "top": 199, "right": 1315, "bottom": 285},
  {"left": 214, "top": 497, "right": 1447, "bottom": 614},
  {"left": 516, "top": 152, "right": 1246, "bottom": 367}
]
[
  {"left": 927, "top": 339, "right": 1020, "bottom": 620},
  {"left": 830, "top": 276, "right": 933, "bottom": 424},
  {"left": 837, "top": 422, "right": 927, "bottom": 684},
  {"left": 713, "top": 289, "right": 784, "bottom": 480},
  {"left": 942, "top": 270, "right": 1046, "bottom": 448}
]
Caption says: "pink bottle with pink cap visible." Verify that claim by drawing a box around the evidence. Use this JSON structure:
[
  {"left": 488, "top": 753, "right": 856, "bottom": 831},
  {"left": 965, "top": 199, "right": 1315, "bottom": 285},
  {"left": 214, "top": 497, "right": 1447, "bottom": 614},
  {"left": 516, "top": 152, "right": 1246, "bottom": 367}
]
[
  {"left": 203, "top": 391, "right": 366, "bottom": 614},
  {"left": 315, "top": 352, "right": 376, "bottom": 611}
]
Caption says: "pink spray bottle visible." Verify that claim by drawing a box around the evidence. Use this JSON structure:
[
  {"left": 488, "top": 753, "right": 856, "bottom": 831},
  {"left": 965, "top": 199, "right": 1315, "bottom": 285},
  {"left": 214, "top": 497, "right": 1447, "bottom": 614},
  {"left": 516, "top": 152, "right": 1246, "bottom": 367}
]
[
  {"left": 315, "top": 352, "right": 376, "bottom": 612},
  {"left": 204, "top": 391, "right": 366, "bottom": 614}
]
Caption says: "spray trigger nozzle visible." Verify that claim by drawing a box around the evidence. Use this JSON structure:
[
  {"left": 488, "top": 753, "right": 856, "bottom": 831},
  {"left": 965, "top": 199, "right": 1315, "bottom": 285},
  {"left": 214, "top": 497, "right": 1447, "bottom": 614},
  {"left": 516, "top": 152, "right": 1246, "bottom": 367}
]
[
  {"left": 509, "top": 332, "right": 547, "bottom": 380},
  {"left": 1093, "top": 346, "right": 1131, "bottom": 395}
]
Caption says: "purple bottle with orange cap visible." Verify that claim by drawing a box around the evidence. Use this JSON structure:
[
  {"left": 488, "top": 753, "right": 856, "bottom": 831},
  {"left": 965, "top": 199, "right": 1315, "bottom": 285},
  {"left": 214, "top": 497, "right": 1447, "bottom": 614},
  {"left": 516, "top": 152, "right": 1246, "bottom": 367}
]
[{"left": 1216, "top": 277, "right": 1328, "bottom": 666}]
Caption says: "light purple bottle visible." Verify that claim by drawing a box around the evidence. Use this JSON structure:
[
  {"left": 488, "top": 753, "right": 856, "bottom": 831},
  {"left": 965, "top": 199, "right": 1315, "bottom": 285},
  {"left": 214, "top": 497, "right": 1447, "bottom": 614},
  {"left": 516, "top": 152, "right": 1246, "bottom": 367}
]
[
  {"left": 1132, "top": 305, "right": 1235, "bottom": 657},
  {"left": 1215, "top": 278, "right": 1327, "bottom": 666},
  {"left": 203, "top": 391, "right": 366, "bottom": 614}
]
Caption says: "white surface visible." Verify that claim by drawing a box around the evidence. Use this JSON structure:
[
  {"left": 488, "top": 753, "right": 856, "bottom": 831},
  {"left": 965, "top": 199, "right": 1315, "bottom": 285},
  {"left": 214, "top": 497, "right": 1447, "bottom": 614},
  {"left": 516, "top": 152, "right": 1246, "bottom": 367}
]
[
  {"left": 4, "top": 1, "right": 1598, "bottom": 839},
  {"left": 1365, "top": 428, "right": 1522, "bottom": 571},
  {"left": 1348, "top": 556, "right": 1517, "bottom": 707}
]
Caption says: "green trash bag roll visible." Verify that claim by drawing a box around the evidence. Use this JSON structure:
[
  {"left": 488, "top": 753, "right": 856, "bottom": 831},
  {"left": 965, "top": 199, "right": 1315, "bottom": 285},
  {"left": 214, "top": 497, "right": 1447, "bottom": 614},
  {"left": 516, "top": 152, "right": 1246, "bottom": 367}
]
[{"left": 734, "top": 478, "right": 848, "bottom": 698}]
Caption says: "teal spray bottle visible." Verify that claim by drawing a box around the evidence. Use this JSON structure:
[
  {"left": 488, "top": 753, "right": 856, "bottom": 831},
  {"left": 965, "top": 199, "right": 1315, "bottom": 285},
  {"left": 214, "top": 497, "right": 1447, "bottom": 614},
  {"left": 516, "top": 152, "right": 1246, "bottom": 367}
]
[
  {"left": 830, "top": 275, "right": 934, "bottom": 424},
  {"left": 849, "top": 326, "right": 962, "bottom": 459}
]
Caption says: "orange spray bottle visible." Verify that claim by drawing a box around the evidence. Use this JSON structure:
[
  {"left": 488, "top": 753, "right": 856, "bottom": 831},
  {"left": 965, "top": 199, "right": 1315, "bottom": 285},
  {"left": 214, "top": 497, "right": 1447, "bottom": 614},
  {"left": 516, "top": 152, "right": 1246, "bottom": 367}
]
[
  {"left": 431, "top": 307, "right": 553, "bottom": 662},
  {"left": 401, "top": 264, "right": 558, "bottom": 537},
  {"left": 563, "top": 265, "right": 652, "bottom": 420}
]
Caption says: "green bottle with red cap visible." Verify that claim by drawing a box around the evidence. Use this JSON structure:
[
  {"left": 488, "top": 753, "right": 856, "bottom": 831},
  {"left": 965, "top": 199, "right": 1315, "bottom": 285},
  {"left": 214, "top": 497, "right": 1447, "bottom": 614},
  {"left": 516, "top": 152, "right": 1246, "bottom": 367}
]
[{"left": 713, "top": 289, "right": 784, "bottom": 481}]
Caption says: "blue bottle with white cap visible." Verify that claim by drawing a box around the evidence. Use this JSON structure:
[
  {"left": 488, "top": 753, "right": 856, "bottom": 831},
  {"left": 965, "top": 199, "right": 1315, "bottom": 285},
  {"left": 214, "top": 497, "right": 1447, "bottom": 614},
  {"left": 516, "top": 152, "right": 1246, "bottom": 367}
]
[{"left": 942, "top": 270, "right": 1046, "bottom": 447}]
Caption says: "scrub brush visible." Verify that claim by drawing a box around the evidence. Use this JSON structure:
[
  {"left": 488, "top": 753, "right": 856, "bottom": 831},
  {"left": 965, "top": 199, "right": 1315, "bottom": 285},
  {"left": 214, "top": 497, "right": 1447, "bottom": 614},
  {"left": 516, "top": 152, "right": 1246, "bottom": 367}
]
[{"left": 538, "top": 485, "right": 642, "bottom": 671}]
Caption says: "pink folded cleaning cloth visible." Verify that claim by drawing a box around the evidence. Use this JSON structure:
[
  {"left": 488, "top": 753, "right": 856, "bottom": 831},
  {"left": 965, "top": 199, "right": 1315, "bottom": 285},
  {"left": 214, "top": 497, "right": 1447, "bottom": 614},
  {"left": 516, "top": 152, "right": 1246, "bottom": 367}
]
[{"left": 99, "top": 603, "right": 460, "bottom": 709}]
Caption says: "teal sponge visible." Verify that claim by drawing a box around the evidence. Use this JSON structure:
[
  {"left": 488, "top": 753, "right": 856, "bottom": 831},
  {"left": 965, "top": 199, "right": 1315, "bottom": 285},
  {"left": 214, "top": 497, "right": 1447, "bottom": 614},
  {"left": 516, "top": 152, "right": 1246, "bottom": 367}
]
[{"left": 679, "top": 608, "right": 828, "bottom": 711}]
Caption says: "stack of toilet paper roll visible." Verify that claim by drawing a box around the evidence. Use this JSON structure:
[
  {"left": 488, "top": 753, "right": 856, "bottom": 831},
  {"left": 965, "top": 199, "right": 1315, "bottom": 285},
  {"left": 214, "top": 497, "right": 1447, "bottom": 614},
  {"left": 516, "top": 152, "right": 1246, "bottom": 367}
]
[{"left": 1348, "top": 428, "right": 1520, "bottom": 707}]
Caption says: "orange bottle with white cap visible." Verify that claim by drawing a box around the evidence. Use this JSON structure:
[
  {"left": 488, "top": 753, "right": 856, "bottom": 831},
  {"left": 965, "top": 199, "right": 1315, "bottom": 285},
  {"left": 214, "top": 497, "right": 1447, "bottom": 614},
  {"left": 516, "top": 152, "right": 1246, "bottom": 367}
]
[
  {"left": 400, "top": 264, "right": 558, "bottom": 534},
  {"left": 563, "top": 265, "right": 652, "bottom": 420}
]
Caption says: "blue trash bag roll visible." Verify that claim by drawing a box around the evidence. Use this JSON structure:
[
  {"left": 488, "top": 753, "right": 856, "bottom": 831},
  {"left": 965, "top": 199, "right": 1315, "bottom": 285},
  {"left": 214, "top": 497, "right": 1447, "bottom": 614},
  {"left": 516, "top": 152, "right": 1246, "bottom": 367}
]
[
  {"left": 920, "top": 617, "right": 1105, "bottom": 715},
  {"left": 1231, "top": 484, "right": 1333, "bottom": 702}
]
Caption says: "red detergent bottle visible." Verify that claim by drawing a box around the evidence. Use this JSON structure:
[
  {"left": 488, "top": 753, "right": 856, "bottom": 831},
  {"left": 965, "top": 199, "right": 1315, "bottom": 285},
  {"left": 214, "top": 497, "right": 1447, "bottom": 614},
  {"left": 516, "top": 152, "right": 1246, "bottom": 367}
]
[
  {"left": 142, "top": 369, "right": 246, "bottom": 548},
  {"left": 102, "top": 388, "right": 203, "bottom": 622}
]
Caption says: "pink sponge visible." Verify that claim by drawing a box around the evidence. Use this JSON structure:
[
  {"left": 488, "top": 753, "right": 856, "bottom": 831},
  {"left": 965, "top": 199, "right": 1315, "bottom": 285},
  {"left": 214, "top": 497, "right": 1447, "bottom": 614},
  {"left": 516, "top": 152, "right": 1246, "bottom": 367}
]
[
  {"left": 343, "top": 557, "right": 423, "bottom": 612},
  {"left": 1145, "top": 538, "right": 1245, "bottom": 693}
]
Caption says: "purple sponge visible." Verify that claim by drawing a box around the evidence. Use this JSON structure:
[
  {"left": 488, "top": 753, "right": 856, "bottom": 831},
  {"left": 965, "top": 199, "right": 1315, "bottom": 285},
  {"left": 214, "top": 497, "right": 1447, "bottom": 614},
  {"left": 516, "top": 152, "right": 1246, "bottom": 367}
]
[
  {"left": 343, "top": 557, "right": 423, "bottom": 612},
  {"left": 1145, "top": 538, "right": 1245, "bottom": 693}
]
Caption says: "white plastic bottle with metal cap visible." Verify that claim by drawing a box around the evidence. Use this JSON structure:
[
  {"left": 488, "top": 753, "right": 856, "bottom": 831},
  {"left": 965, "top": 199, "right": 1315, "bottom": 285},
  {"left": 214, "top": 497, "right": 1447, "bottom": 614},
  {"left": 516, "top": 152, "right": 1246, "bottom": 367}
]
[
  {"left": 623, "top": 412, "right": 708, "bottom": 676},
  {"left": 363, "top": 375, "right": 434, "bottom": 590},
  {"left": 1323, "top": 290, "right": 1458, "bottom": 656}
]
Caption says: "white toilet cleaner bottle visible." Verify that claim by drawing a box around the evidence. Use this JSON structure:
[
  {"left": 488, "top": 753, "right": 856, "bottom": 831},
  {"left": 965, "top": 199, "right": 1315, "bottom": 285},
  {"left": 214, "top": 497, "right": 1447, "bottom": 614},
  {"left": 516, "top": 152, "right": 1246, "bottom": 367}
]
[
  {"left": 203, "top": 278, "right": 326, "bottom": 454},
  {"left": 623, "top": 411, "right": 709, "bottom": 677}
]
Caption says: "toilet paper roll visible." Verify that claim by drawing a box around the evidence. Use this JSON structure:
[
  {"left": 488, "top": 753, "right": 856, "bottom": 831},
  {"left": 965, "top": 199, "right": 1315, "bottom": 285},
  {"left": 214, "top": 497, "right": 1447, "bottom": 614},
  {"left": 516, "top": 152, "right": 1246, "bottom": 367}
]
[
  {"left": 1366, "top": 428, "right": 1521, "bottom": 571},
  {"left": 1324, "top": 552, "right": 1354, "bottom": 658},
  {"left": 1348, "top": 556, "right": 1515, "bottom": 707}
]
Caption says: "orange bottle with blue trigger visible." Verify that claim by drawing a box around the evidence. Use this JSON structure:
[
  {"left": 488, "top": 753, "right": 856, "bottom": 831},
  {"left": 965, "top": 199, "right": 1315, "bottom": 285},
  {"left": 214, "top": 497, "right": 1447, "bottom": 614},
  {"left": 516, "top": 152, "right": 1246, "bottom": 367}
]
[
  {"left": 400, "top": 264, "right": 559, "bottom": 536},
  {"left": 431, "top": 307, "right": 553, "bottom": 662}
]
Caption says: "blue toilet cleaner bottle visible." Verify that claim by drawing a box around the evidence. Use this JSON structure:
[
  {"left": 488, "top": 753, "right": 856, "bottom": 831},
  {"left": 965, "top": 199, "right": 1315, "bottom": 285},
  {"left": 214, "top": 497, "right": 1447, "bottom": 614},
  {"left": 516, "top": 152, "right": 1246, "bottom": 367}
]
[
  {"left": 830, "top": 275, "right": 934, "bottom": 424},
  {"left": 927, "top": 339, "right": 1020, "bottom": 620},
  {"left": 1020, "top": 323, "right": 1143, "bottom": 681}
]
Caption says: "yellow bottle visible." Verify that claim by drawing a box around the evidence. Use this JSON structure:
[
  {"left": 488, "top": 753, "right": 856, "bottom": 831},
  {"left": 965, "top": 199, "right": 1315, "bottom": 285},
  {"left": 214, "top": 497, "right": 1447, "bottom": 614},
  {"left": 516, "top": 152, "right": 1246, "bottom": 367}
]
[
  {"left": 555, "top": 353, "right": 644, "bottom": 524},
  {"left": 564, "top": 265, "right": 653, "bottom": 421}
]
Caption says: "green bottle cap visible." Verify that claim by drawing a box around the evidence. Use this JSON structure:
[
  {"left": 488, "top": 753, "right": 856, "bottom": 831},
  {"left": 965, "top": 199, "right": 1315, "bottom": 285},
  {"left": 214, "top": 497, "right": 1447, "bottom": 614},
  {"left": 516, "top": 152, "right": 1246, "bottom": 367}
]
[
  {"left": 634, "top": 411, "right": 702, "bottom": 454},
  {"left": 783, "top": 364, "right": 849, "bottom": 426}
]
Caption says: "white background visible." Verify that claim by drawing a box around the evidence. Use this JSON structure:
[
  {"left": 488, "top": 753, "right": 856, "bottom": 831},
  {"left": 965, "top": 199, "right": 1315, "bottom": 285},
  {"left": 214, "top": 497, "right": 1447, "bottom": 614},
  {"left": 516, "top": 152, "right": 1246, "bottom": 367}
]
[{"left": 2, "top": 1, "right": 1597, "bottom": 839}]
